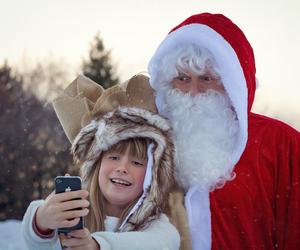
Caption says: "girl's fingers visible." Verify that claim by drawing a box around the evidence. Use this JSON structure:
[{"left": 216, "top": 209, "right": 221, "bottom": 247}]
[
  {"left": 68, "top": 228, "right": 90, "bottom": 238},
  {"left": 59, "top": 199, "right": 90, "bottom": 211},
  {"left": 54, "top": 190, "right": 89, "bottom": 202},
  {"left": 61, "top": 236, "right": 88, "bottom": 247},
  {"left": 60, "top": 208, "right": 89, "bottom": 221},
  {"left": 59, "top": 217, "right": 81, "bottom": 228}
]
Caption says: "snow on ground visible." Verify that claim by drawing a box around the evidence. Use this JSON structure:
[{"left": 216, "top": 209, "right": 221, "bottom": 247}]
[{"left": 0, "top": 220, "right": 27, "bottom": 250}]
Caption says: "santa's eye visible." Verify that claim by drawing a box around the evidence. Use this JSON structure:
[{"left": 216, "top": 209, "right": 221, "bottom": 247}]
[
  {"left": 199, "top": 75, "right": 213, "bottom": 81},
  {"left": 175, "top": 75, "right": 190, "bottom": 82}
]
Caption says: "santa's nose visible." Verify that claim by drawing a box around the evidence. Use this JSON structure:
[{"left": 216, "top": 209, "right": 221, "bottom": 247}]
[{"left": 189, "top": 80, "right": 206, "bottom": 96}]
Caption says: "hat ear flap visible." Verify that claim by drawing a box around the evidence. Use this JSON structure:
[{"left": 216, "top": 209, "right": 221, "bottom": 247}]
[{"left": 71, "top": 120, "right": 98, "bottom": 163}]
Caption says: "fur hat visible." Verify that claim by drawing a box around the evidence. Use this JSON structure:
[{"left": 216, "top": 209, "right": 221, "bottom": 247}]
[{"left": 53, "top": 74, "right": 174, "bottom": 231}]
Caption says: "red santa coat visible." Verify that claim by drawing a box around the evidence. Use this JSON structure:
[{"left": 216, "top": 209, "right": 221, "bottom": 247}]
[
  {"left": 149, "top": 13, "right": 300, "bottom": 250},
  {"left": 211, "top": 112, "right": 300, "bottom": 249}
]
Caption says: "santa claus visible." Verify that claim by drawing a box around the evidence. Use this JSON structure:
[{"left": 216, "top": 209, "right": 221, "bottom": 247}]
[{"left": 148, "top": 13, "right": 300, "bottom": 250}]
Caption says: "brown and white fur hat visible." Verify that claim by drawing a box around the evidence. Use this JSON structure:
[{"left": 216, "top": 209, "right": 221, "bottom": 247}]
[{"left": 53, "top": 74, "right": 174, "bottom": 232}]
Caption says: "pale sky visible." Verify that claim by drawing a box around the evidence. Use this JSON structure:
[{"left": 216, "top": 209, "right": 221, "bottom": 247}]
[{"left": 1, "top": 0, "right": 300, "bottom": 128}]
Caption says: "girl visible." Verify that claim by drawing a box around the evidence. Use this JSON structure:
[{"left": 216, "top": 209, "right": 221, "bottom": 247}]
[{"left": 21, "top": 74, "right": 180, "bottom": 250}]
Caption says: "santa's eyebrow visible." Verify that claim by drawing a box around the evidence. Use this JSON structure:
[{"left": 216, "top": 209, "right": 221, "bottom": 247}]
[{"left": 176, "top": 72, "right": 189, "bottom": 77}]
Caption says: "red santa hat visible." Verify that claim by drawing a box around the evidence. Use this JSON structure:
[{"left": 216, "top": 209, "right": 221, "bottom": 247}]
[{"left": 148, "top": 13, "right": 257, "bottom": 166}]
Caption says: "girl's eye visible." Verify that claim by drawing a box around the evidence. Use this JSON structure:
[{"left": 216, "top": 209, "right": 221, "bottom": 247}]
[
  {"left": 108, "top": 156, "right": 119, "bottom": 160},
  {"left": 132, "top": 161, "right": 145, "bottom": 167}
]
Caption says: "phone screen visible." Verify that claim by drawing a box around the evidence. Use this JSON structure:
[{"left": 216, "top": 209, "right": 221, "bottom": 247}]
[{"left": 54, "top": 176, "right": 84, "bottom": 234}]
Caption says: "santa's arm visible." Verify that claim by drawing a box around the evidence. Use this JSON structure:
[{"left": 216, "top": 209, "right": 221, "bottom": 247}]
[{"left": 270, "top": 124, "right": 300, "bottom": 249}]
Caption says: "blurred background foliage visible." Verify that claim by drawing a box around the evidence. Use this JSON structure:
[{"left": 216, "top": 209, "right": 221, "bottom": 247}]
[{"left": 0, "top": 34, "right": 119, "bottom": 220}]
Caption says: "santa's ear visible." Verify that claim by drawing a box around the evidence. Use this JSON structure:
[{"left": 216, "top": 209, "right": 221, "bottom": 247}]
[{"left": 71, "top": 121, "right": 98, "bottom": 163}]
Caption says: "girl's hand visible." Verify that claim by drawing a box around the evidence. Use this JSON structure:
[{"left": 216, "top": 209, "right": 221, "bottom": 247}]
[
  {"left": 35, "top": 190, "right": 89, "bottom": 232},
  {"left": 61, "top": 228, "right": 100, "bottom": 250}
]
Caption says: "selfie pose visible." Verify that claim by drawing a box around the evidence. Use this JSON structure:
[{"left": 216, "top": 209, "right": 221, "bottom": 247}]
[
  {"left": 148, "top": 13, "right": 300, "bottom": 249},
  {"left": 22, "top": 74, "right": 180, "bottom": 250}
]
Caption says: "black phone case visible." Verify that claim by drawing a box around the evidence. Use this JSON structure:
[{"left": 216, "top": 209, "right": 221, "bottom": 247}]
[{"left": 54, "top": 176, "right": 84, "bottom": 234}]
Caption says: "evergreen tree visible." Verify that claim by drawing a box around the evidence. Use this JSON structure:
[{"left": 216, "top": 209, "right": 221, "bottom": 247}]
[
  {"left": 82, "top": 34, "right": 119, "bottom": 89},
  {"left": 0, "top": 62, "right": 74, "bottom": 220}
]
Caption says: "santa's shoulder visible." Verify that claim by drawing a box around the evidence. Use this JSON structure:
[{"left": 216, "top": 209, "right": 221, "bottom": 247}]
[{"left": 248, "top": 112, "right": 300, "bottom": 141}]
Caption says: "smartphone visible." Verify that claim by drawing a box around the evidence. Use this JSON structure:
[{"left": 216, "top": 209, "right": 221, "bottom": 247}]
[{"left": 54, "top": 176, "right": 84, "bottom": 234}]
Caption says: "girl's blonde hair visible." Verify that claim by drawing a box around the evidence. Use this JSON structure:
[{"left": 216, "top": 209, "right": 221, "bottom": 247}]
[{"left": 84, "top": 137, "right": 151, "bottom": 232}]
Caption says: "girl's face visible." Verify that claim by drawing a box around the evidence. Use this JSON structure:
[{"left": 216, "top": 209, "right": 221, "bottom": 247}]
[{"left": 98, "top": 146, "right": 147, "bottom": 216}]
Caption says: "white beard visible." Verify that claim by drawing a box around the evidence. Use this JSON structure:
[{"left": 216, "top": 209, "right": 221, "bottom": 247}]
[{"left": 160, "top": 89, "right": 239, "bottom": 191}]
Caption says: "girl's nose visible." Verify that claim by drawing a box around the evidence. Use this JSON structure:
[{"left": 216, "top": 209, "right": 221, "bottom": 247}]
[
  {"left": 116, "top": 168, "right": 128, "bottom": 174},
  {"left": 116, "top": 161, "right": 129, "bottom": 174}
]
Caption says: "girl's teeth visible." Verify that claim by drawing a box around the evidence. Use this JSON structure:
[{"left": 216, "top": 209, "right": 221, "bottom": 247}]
[{"left": 111, "top": 178, "right": 131, "bottom": 186}]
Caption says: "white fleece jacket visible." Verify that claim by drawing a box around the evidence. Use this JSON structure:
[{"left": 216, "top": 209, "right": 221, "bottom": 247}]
[{"left": 22, "top": 200, "right": 180, "bottom": 250}]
